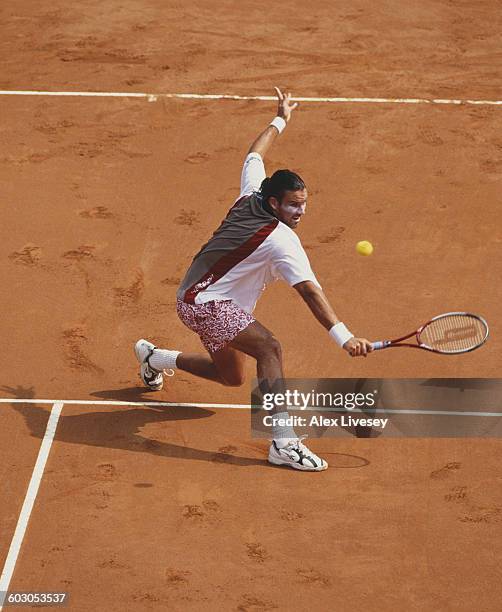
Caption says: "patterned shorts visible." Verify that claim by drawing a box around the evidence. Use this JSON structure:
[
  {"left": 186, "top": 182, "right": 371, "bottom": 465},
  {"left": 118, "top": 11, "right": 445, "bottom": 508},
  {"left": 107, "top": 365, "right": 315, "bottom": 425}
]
[{"left": 176, "top": 299, "right": 255, "bottom": 353}]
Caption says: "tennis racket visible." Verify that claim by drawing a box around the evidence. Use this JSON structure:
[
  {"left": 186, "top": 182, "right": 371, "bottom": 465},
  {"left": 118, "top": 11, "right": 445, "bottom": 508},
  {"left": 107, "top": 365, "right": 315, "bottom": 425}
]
[{"left": 372, "top": 312, "right": 489, "bottom": 354}]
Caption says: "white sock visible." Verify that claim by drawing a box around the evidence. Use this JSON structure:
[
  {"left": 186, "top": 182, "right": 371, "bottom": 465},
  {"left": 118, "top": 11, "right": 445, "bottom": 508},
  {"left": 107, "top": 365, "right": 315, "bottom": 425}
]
[
  {"left": 271, "top": 411, "right": 298, "bottom": 447},
  {"left": 149, "top": 349, "right": 181, "bottom": 371}
]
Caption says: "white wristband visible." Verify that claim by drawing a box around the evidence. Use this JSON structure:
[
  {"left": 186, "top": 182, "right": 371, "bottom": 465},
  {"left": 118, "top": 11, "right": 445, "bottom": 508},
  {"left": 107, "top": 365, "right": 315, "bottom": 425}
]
[
  {"left": 269, "top": 116, "right": 286, "bottom": 134},
  {"left": 329, "top": 322, "right": 354, "bottom": 347}
]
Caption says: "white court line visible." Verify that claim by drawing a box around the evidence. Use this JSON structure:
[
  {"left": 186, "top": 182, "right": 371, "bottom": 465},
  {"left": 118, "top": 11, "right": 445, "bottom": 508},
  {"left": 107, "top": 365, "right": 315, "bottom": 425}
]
[
  {"left": 0, "top": 402, "right": 63, "bottom": 611},
  {"left": 0, "top": 398, "right": 500, "bottom": 417},
  {"left": 1, "top": 90, "right": 502, "bottom": 106},
  {"left": 0, "top": 398, "right": 250, "bottom": 409}
]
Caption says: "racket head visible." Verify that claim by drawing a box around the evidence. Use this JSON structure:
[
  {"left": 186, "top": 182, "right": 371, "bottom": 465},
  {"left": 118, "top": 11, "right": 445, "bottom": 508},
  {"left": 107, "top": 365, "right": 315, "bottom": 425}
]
[{"left": 417, "top": 312, "right": 489, "bottom": 354}]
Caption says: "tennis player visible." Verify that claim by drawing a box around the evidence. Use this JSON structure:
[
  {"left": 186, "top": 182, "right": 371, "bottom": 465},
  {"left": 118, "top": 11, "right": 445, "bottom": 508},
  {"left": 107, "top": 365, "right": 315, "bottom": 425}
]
[{"left": 135, "top": 87, "right": 373, "bottom": 471}]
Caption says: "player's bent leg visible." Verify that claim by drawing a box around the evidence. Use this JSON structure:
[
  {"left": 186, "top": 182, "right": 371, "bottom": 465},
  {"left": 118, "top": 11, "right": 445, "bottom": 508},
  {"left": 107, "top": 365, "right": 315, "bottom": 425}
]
[
  {"left": 173, "top": 298, "right": 254, "bottom": 386},
  {"left": 175, "top": 348, "right": 246, "bottom": 386},
  {"left": 135, "top": 299, "right": 253, "bottom": 388},
  {"left": 229, "top": 321, "right": 328, "bottom": 472},
  {"left": 135, "top": 340, "right": 246, "bottom": 387},
  {"left": 174, "top": 352, "right": 223, "bottom": 383}
]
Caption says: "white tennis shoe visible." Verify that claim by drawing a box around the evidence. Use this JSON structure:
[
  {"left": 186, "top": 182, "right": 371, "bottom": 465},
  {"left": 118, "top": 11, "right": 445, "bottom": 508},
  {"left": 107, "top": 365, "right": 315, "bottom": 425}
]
[
  {"left": 268, "top": 436, "right": 328, "bottom": 471},
  {"left": 134, "top": 339, "right": 164, "bottom": 391}
]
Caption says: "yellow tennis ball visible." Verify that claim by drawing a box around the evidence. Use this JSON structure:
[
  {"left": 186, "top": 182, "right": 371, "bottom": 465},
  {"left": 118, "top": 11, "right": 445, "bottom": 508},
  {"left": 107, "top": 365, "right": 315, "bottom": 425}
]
[{"left": 356, "top": 240, "right": 373, "bottom": 256}]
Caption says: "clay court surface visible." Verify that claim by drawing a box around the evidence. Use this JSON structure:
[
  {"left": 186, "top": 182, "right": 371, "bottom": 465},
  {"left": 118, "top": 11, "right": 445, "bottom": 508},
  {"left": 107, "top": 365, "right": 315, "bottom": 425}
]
[{"left": 1, "top": 1, "right": 502, "bottom": 610}]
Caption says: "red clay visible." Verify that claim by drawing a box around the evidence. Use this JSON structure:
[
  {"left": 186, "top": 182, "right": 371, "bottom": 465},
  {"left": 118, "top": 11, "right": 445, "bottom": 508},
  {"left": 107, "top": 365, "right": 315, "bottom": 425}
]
[{"left": 1, "top": 0, "right": 501, "bottom": 610}]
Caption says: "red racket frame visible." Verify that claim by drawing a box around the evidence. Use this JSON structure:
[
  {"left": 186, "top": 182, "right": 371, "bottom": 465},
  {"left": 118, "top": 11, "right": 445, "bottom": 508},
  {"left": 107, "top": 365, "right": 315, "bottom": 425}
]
[{"left": 372, "top": 312, "right": 489, "bottom": 354}]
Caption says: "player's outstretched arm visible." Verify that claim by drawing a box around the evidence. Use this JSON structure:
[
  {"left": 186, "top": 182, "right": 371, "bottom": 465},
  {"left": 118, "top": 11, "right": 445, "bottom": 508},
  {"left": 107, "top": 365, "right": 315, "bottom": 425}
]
[
  {"left": 294, "top": 281, "right": 373, "bottom": 357},
  {"left": 247, "top": 87, "right": 299, "bottom": 159}
]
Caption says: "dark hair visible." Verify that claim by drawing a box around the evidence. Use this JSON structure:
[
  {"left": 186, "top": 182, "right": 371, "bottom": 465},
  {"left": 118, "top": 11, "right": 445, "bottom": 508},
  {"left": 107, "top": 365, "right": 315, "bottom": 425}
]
[{"left": 260, "top": 169, "right": 306, "bottom": 205}]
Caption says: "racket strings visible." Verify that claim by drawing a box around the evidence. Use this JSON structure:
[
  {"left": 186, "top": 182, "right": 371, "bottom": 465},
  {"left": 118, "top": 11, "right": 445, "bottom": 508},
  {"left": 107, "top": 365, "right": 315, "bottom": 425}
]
[{"left": 419, "top": 314, "right": 487, "bottom": 353}]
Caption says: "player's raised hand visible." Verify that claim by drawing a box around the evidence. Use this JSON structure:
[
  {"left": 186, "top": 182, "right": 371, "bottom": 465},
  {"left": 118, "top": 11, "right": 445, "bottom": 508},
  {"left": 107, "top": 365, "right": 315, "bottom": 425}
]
[
  {"left": 343, "top": 337, "right": 374, "bottom": 357},
  {"left": 275, "top": 87, "right": 299, "bottom": 123}
]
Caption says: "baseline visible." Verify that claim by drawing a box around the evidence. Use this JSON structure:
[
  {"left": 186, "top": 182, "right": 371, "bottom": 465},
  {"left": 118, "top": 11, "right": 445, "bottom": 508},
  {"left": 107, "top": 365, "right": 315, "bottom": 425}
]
[{"left": 1, "top": 90, "right": 502, "bottom": 106}]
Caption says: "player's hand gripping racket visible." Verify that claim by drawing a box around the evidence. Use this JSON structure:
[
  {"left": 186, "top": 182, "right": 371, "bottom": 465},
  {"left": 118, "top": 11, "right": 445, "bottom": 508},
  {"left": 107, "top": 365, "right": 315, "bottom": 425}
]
[{"left": 372, "top": 312, "right": 489, "bottom": 354}]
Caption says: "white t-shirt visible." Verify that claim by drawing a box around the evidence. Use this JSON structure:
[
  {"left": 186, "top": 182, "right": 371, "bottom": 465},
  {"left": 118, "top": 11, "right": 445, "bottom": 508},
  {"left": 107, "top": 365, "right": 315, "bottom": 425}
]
[{"left": 192, "top": 153, "right": 320, "bottom": 313}]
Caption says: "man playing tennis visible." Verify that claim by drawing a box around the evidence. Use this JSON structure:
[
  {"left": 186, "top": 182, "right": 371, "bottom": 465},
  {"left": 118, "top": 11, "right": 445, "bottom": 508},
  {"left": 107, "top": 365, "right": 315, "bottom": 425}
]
[{"left": 135, "top": 87, "right": 373, "bottom": 472}]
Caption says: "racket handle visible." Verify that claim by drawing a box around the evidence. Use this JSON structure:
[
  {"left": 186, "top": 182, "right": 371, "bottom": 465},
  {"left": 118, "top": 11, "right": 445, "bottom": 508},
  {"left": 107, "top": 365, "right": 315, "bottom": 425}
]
[{"left": 372, "top": 340, "right": 391, "bottom": 350}]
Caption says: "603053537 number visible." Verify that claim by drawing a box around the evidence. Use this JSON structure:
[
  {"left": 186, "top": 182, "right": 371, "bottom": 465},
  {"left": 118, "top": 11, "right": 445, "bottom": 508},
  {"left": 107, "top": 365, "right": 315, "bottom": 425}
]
[{"left": 1, "top": 592, "right": 69, "bottom": 607}]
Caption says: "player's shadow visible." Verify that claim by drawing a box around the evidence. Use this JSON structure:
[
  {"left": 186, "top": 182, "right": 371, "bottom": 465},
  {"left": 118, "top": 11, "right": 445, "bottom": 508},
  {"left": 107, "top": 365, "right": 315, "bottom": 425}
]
[
  {"left": 3, "top": 386, "right": 262, "bottom": 467},
  {"left": 1, "top": 385, "right": 370, "bottom": 469}
]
